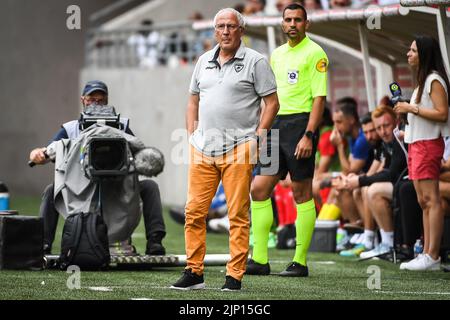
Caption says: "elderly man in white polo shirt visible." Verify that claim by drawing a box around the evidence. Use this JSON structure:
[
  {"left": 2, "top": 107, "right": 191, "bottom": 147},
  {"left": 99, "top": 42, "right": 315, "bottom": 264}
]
[{"left": 170, "top": 7, "right": 279, "bottom": 291}]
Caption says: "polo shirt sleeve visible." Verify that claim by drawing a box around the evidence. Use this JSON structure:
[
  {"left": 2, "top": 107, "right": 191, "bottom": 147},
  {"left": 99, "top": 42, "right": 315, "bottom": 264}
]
[
  {"left": 309, "top": 48, "right": 328, "bottom": 98},
  {"left": 189, "top": 57, "right": 202, "bottom": 95},
  {"left": 351, "top": 135, "right": 370, "bottom": 160},
  {"left": 253, "top": 57, "right": 277, "bottom": 97}
]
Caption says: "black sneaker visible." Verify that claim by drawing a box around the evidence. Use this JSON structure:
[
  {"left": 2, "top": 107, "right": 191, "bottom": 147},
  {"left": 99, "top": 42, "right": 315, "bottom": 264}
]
[
  {"left": 245, "top": 259, "right": 270, "bottom": 275},
  {"left": 170, "top": 269, "right": 205, "bottom": 290},
  {"left": 279, "top": 262, "right": 308, "bottom": 277},
  {"left": 146, "top": 242, "right": 166, "bottom": 256},
  {"left": 221, "top": 275, "right": 241, "bottom": 291}
]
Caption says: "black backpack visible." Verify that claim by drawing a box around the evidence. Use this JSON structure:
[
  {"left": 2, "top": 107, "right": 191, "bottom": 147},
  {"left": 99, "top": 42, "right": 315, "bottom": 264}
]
[{"left": 59, "top": 212, "right": 110, "bottom": 270}]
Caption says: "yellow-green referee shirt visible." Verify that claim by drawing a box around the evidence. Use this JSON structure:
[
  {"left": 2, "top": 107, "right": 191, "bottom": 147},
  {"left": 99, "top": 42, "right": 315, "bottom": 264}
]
[{"left": 271, "top": 36, "right": 328, "bottom": 115}]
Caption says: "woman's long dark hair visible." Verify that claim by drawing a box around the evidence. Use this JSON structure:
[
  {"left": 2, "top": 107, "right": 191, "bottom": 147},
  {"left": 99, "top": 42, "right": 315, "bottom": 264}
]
[{"left": 415, "top": 35, "right": 450, "bottom": 105}]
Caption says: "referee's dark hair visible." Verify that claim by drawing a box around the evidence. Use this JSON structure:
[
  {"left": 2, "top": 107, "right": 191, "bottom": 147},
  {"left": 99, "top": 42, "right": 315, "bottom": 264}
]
[
  {"left": 360, "top": 112, "right": 373, "bottom": 125},
  {"left": 283, "top": 3, "right": 307, "bottom": 20}
]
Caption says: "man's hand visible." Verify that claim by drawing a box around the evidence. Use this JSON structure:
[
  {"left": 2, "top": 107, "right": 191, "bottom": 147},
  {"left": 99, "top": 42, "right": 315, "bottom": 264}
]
[
  {"left": 331, "top": 173, "right": 357, "bottom": 191},
  {"left": 29, "top": 147, "right": 48, "bottom": 165},
  {"left": 346, "top": 174, "right": 360, "bottom": 190},
  {"left": 294, "top": 135, "right": 312, "bottom": 160},
  {"left": 331, "top": 176, "right": 346, "bottom": 190},
  {"left": 330, "top": 127, "right": 343, "bottom": 147}
]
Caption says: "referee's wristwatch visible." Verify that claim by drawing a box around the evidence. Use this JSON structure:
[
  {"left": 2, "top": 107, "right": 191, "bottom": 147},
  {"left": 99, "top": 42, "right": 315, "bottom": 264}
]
[{"left": 304, "top": 130, "right": 314, "bottom": 140}]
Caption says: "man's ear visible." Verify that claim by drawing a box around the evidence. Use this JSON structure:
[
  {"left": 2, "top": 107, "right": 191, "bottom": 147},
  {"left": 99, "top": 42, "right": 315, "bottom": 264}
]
[
  {"left": 280, "top": 21, "right": 286, "bottom": 33},
  {"left": 305, "top": 20, "right": 310, "bottom": 31}
]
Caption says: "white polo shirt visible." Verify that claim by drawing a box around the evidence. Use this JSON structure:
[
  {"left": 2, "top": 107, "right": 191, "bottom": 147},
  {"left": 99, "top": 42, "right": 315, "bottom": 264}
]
[{"left": 189, "top": 42, "right": 277, "bottom": 156}]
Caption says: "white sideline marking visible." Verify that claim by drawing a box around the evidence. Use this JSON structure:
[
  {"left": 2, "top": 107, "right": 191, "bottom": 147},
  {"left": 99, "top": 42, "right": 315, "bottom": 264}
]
[
  {"left": 111, "top": 285, "right": 222, "bottom": 291},
  {"left": 130, "top": 298, "right": 154, "bottom": 300},
  {"left": 376, "top": 290, "right": 450, "bottom": 296},
  {"left": 310, "top": 261, "right": 336, "bottom": 265},
  {"left": 88, "top": 286, "right": 113, "bottom": 292},
  {"left": 131, "top": 233, "right": 145, "bottom": 239},
  {"left": 271, "top": 260, "right": 336, "bottom": 265}
]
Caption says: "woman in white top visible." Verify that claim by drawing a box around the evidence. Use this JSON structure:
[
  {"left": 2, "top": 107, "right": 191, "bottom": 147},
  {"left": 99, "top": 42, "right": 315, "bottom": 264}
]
[{"left": 394, "top": 35, "right": 450, "bottom": 271}]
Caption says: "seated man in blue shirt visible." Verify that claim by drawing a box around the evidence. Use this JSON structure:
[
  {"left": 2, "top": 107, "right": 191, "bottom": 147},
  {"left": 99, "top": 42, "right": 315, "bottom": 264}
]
[
  {"left": 29, "top": 80, "right": 166, "bottom": 256},
  {"left": 320, "top": 98, "right": 374, "bottom": 225}
]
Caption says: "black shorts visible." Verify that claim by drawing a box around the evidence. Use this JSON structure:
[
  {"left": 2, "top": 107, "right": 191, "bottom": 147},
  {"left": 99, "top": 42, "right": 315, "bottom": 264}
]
[{"left": 255, "top": 113, "right": 318, "bottom": 181}]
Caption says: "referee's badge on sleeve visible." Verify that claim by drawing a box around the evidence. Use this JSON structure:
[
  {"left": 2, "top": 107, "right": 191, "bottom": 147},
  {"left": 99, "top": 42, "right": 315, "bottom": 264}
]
[
  {"left": 316, "top": 58, "right": 328, "bottom": 73},
  {"left": 287, "top": 70, "right": 299, "bottom": 84}
]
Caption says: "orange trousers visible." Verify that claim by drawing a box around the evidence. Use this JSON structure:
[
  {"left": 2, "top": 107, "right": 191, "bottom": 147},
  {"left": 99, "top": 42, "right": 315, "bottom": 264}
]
[{"left": 184, "top": 141, "right": 256, "bottom": 280}]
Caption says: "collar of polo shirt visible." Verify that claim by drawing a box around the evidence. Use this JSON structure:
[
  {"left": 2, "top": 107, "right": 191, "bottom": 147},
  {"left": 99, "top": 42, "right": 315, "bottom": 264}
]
[{"left": 208, "top": 41, "right": 247, "bottom": 64}]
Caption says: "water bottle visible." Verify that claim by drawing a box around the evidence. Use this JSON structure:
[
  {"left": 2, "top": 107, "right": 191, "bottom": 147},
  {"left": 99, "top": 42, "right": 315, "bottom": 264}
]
[
  {"left": 413, "top": 239, "right": 423, "bottom": 258},
  {"left": 0, "top": 181, "right": 9, "bottom": 211}
]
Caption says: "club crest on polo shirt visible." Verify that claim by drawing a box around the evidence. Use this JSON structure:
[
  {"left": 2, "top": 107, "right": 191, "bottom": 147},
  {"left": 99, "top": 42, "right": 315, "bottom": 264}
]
[
  {"left": 234, "top": 63, "right": 244, "bottom": 73},
  {"left": 287, "top": 70, "right": 298, "bottom": 84}
]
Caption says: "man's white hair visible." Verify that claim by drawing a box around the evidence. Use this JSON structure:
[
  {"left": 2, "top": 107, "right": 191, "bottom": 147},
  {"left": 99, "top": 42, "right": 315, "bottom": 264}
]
[{"left": 213, "top": 8, "right": 246, "bottom": 29}]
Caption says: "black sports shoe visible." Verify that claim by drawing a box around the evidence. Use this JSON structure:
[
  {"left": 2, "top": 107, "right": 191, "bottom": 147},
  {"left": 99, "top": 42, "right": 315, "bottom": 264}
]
[
  {"left": 279, "top": 262, "right": 308, "bottom": 277},
  {"left": 245, "top": 259, "right": 270, "bottom": 275},
  {"left": 221, "top": 275, "right": 241, "bottom": 291},
  {"left": 146, "top": 242, "right": 166, "bottom": 255},
  {"left": 171, "top": 269, "right": 205, "bottom": 290}
]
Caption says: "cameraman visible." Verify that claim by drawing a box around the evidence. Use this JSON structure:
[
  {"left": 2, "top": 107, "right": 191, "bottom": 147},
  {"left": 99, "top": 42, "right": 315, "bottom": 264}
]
[{"left": 29, "top": 80, "right": 166, "bottom": 255}]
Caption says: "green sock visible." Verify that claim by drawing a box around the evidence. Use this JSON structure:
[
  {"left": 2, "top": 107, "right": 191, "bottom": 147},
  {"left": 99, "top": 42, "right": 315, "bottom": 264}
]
[
  {"left": 293, "top": 199, "right": 317, "bottom": 266},
  {"left": 250, "top": 198, "right": 274, "bottom": 264}
]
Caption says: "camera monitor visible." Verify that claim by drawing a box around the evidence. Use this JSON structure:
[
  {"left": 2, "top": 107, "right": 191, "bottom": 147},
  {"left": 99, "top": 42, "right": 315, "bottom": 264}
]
[{"left": 79, "top": 105, "right": 123, "bottom": 131}]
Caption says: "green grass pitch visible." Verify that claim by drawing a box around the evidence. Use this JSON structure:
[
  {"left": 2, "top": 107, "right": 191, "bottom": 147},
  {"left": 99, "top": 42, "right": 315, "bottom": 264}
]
[{"left": 1, "top": 195, "right": 449, "bottom": 300}]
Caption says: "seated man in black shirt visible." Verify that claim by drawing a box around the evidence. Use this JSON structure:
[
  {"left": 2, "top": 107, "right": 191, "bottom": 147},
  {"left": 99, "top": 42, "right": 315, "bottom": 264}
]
[
  {"left": 344, "top": 105, "right": 407, "bottom": 259},
  {"left": 343, "top": 112, "right": 383, "bottom": 252}
]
